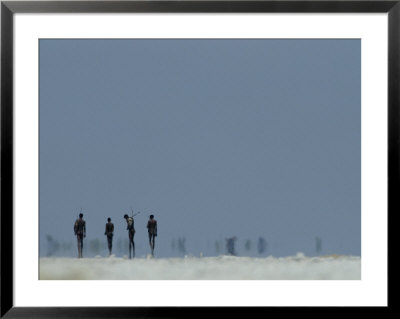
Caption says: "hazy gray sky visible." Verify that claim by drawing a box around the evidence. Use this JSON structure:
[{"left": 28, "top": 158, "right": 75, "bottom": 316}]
[{"left": 39, "top": 39, "right": 361, "bottom": 258}]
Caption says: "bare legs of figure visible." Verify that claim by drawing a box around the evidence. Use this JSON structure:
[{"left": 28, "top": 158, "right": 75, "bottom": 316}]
[
  {"left": 107, "top": 235, "right": 113, "bottom": 256},
  {"left": 129, "top": 232, "right": 135, "bottom": 259},
  {"left": 77, "top": 234, "right": 83, "bottom": 258},
  {"left": 149, "top": 233, "right": 155, "bottom": 256}
]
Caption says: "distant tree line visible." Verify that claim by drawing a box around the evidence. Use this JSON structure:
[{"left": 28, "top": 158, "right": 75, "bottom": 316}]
[
  {"left": 45, "top": 233, "right": 323, "bottom": 257},
  {"left": 169, "top": 235, "right": 269, "bottom": 257}
]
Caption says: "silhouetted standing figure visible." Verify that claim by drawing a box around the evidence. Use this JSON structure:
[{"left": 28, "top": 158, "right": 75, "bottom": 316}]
[
  {"left": 104, "top": 217, "right": 114, "bottom": 256},
  {"left": 124, "top": 214, "right": 135, "bottom": 258},
  {"left": 147, "top": 214, "right": 157, "bottom": 256},
  {"left": 177, "top": 237, "right": 186, "bottom": 256},
  {"left": 257, "top": 236, "right": 267, "bottom": 255},
  {"left": 226, "top": 237, "right": 237, "bottom": 256},
  {"left": 74, "top": 213, "right": 86, "bottom": 258}
]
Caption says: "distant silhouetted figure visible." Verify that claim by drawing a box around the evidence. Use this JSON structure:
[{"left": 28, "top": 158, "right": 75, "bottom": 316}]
[
  {"left": 225, "top": 237, "right": 237, "bottom": 256},
  {"left": 257, "top": 236, "right": 267, "bottom": 255},
  {"left": 46, "top": 234, "right": 60, "bottom": 257},
  {"left": 177, "top": 237, "right": 186, "bottom": 255},
  {"left": 147, "top": 214, "right": 158, "bottom": 256},
  {"left": 74, "top": 213, "right": 86, "bottom": 258},
  {"left": 124, "top": 214, "right": 135, "bottom": 258},
  {"left": 244, "top": 239, "right": 252, "bottom": 252},
  {"left": 104, "top": 217, "right": 114, "bottom": 256}
]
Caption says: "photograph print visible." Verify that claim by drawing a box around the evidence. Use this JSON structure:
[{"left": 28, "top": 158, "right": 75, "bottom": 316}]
[{"left": 39, "top": 38, "right": 361, "bottom": 280}]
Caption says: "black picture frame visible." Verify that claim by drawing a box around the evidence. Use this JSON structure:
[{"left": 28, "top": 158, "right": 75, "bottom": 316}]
[{"left": 1, "top": 0, "right": 394, "bottom": 317}]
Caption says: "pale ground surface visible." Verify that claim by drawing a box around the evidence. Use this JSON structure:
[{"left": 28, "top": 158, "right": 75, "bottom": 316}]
[{"left": 39, "top": 253, "right": 361, "bottom": 280}]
